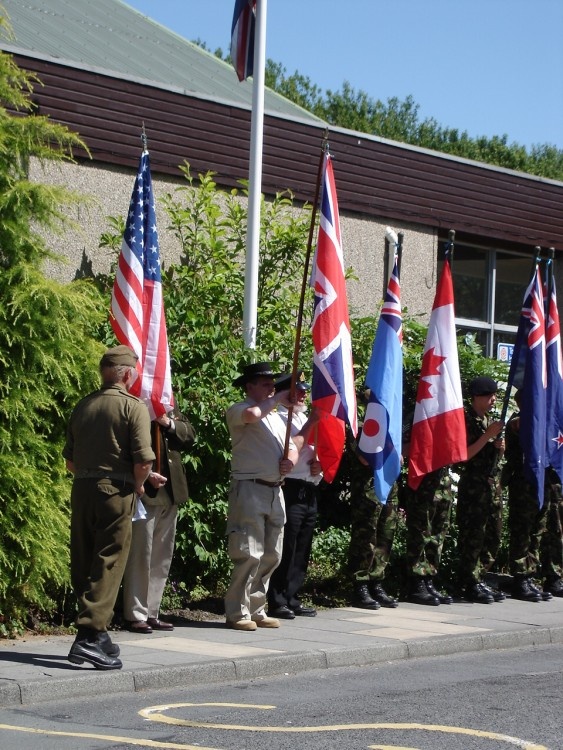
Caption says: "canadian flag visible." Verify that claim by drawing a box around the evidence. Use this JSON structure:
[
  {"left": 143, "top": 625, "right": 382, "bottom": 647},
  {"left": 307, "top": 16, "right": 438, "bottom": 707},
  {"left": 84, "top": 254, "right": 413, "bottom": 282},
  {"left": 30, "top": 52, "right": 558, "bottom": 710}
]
[{"left": 407, "top": 258, "right": 467, "bottom": 489}]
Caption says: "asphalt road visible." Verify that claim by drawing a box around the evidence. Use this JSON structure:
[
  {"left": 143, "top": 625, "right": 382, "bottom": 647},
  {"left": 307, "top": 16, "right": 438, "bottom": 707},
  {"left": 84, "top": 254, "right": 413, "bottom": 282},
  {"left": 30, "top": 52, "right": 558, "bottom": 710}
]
[{"left": 0, "top": 643, "right": 561, "bottom": 750}]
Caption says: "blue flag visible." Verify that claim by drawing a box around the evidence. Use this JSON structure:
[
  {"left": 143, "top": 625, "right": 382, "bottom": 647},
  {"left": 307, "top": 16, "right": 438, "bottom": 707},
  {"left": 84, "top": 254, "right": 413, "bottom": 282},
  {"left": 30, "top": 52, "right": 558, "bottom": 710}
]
[
  {"left": 358, "top": 254, "right": 403, "bottom": 503},
  {"left": 506, "top": 263, "right": 547, "bottom": 506},
  {"left": 545, "top": 259, "right": 563, "bottom": 482}
]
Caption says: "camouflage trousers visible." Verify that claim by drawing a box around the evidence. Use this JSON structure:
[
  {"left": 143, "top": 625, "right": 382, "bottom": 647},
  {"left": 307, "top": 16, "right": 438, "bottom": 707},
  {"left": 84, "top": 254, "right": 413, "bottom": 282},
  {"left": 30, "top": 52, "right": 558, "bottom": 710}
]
[
  {"left": 541, "top": 481, "right": 563, "bottom": 580},
  {"left": 457, "top": 475, "right": 503, "bottom": 585},
  {"left": 405, "top": 470, "right": 453, "bottom": 578},
  {"left": 507, "top": 479, "right": 547, "bottom": 577},
  {"left": 348, "top": 480, "right": 399, "bottom": 582}
]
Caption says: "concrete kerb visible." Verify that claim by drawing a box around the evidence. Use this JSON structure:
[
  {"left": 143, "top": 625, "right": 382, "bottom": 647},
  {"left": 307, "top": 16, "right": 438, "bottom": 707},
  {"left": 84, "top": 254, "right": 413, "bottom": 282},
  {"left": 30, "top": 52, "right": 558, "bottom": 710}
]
[{"left": 1, "top": 625, "right": 561, "bottom": 707}]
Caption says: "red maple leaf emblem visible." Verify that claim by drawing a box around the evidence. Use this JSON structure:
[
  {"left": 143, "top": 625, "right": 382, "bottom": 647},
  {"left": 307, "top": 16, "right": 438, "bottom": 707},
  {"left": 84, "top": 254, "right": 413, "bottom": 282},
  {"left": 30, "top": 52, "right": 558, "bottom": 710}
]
[{"left": 416, "top": 347, "right": 447, "bottom": 402}]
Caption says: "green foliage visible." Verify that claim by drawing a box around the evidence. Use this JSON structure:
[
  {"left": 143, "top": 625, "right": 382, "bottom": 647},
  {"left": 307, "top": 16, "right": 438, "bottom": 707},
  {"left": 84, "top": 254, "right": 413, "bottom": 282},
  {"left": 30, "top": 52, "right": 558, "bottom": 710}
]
[
  {"left": 0, "top": 41, "right": 106, "bottom": 632},
  {"left": 262, "top": 61, "right": 563, "bottom": 180},
  {"left": 93, "top": 163, "right": 314, "bottom": 596}
]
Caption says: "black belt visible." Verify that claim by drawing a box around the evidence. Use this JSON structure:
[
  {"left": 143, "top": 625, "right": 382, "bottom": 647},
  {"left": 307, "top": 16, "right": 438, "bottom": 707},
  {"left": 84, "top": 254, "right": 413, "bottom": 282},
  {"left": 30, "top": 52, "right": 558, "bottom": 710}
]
[{"left": 250, "top": 478, "right": 284, "bottom": 488}]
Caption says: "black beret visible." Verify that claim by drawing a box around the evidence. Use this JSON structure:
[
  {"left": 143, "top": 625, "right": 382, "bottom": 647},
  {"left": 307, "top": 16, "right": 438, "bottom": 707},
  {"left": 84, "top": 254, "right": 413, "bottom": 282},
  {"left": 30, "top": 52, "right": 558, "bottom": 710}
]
[
  {"left": 470, "top": 376, "right": 498, "bottom": 396},
  {"left": 100, "top": 345, "right": 138, "bottom": 369},
  {"left": 275, "top": 369, "right": 311, "bottom": 393}
]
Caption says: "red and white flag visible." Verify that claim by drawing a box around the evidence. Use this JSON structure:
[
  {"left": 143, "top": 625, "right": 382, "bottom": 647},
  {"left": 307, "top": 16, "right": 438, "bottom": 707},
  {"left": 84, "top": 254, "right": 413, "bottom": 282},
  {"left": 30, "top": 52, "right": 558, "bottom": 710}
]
[
  {"left": 310, "top": 153, "right": 357, "bottom": 482},
  {"left": 407, "top": 256, "right": 466, "bottom": 489},
  {"left": 110, "top": 150, "right": 173, "bottom": 420}
]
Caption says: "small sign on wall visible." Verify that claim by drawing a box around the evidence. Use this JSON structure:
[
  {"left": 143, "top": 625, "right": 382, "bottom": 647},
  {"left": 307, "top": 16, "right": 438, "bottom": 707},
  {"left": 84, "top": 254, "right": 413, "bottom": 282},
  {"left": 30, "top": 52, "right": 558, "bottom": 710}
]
[{"left": 497, "top": 343, "right": 514, "bottom": 363}]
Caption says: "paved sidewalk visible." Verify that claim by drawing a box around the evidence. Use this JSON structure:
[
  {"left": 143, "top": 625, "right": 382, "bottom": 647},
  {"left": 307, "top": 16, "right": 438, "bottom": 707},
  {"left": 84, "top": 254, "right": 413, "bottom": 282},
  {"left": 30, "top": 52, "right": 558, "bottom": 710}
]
[{"left": 0, "top": 596, "right": 562, "bottom": 707}]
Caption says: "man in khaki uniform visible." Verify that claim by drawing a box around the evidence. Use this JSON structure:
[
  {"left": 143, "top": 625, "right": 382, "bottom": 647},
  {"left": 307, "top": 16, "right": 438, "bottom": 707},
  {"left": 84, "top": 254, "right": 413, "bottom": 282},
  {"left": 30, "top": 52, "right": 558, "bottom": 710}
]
[{"left": 63, "top": 345, "right": 154, "bottom": 669}]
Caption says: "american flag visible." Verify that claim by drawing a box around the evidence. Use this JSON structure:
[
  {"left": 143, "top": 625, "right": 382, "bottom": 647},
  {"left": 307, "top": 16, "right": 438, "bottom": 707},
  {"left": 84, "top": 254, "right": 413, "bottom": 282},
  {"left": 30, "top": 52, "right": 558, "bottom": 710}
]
[
  {"left": 231, "top": 0, "right": 256, "bottom": 81},
  {"left": 110, "top": 150, "right": 173, "bottom": 421},
  {"left": 310, "top": 153, "right": 357, "bottom": 482},
  {"left": 358, "top": 252, "right": 403, "bottom": 503}
]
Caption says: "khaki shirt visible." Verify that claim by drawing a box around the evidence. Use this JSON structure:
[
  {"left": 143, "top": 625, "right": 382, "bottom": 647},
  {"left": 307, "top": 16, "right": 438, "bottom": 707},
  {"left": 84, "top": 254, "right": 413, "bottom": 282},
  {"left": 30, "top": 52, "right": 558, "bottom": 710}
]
[
  {"left": 63, "top": 383, "right": 155, "bottom": 484},
  {"left": 227, "top": 398, "right": 297, "bottom": 482}
]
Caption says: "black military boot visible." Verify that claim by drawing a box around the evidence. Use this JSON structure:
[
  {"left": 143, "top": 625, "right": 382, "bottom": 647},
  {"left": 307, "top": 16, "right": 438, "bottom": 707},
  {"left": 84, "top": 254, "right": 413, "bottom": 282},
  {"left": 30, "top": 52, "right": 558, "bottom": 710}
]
[
  {"left": 369, "top": 581, "right": 398, "bottom": 608},
  {"left": 544, "top": 576, "right": 563, "bottom": 597},
  {"left": 526, "top": 578, "right": 552, "bottom": 601},
  {"left": 68, "top": 627, "right": 123, "bottom": 670},
  {"left": 97, "top": 631, "right": 120, "bottom": 656},
  {"left": 425, "top": 577, "right": 453, "bottom": 605},
  {"left": 352, "top": 582, "right": 381, "bottom": 610},
  {"left": 463, "top": 581, "right": 494, "bottom": 604},
  {"left": 480, "top": 581, "right": 506, "bottom": 601},
  {"left": 511, "top": 575, "right": 541, "bottom": 602},
  {"left": 408, "top": 576, "right": 439, "bottom": 606}
]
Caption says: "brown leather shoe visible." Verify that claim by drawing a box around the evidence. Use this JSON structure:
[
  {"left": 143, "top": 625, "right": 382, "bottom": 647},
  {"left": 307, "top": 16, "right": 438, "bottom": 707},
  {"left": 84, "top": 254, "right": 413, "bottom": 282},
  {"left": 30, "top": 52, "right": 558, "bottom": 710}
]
[
  {"left": 147, "top": 617, "right": 174, "bottom": 631},
  {"left": 126, "top": 620, "right": 153, "bottom": 633}
]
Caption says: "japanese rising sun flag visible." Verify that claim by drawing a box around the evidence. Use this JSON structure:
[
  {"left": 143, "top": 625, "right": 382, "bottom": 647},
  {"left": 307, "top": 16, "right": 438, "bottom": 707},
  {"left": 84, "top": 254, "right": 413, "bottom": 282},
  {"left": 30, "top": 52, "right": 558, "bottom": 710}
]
[
  {"left": 358, "top": 252, "right": 403, "bottom": 503},
  {"left": 407, "top": 254, "right": 466, "bottom": 489},
  {"left": 110, "top": 150, "right": 173, "bottom": 420},
  {"left": 310, "top": 153, "right": 357, "bottom": 482}
]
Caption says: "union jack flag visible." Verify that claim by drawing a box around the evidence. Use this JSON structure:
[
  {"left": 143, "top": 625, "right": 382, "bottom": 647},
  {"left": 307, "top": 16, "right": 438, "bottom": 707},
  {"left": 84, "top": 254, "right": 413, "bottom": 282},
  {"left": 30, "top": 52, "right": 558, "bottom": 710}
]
[
  {"left": 310, "top": 153, "right": 357, "bottom": 482},
  {"left": 110, "top": 150, "right": 173, "bottom": 421},
  {"left": 506, "top": 261, "right": 546, "bottom": 505},
  {"left": 358, "top": 252, "right": 403, "bottom": 503},
  {"left": 231, "top": 0, "right": 256, "bottom": 81}
]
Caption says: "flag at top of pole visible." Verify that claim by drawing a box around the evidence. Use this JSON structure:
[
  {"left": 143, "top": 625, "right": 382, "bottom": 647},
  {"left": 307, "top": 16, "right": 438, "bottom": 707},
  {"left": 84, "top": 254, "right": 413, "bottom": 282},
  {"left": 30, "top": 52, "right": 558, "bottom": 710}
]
[
  {"left": 310, "top": 152, "right": 357, "bottom": 482},
  {"left": 110, "top": 147, "right": 173, "bottom": 421},
  {"left": 231, "top": 0, "right": 256, "bottom": 81},
  {"left": 358, "top": 246, "right": 403, "bottom": 503},
  {"left": 407, "top": 240, "right": 467, "bottom": 489}
]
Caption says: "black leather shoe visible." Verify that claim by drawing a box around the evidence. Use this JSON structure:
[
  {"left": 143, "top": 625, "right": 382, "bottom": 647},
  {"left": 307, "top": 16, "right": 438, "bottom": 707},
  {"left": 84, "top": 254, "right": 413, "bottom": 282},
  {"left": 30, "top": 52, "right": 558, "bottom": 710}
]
[
  {"left": 369, "top": 582, "right": 398, "bottom": 608},
  {"left": 293, "top": 605, "right": 317, "bottom": 617},
  {"left": 267, "top": 605, "right": 295, "bottom": 620},
  {"left": 544, "top": 577, "right": 563, "bottom": 597},
  {"left": 481, "top": 582, "right": 506, "bottom": 602},
  {"left": 352, "top": 583, "right": 380, "bottom": 610},
  {"left": 512, "top": 576, "right": 541, "bottom": 602},
  {"left": 464, "top": 582, "right": 494, "bottom": 604},
  {"left": 408, "top": 577, "right": 440, "bottom": 606},
  {"left": 526, "top": 579, "right": 552, "bottom": 600},
  {"left": 68, "top": 639, "right": 123, "bottom": 670},
  {"left": 425, "top": 578, "right": 453, "bottom": 605},
  {"left": 97, "top": 631, "right": 120, "bottom": 657}
]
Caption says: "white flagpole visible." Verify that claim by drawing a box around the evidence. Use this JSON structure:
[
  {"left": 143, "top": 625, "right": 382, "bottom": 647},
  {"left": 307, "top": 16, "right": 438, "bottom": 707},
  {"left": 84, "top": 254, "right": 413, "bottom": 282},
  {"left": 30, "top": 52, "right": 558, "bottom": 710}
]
[{"left": 242, "top": 0, "right": 267, "bottom": 350}]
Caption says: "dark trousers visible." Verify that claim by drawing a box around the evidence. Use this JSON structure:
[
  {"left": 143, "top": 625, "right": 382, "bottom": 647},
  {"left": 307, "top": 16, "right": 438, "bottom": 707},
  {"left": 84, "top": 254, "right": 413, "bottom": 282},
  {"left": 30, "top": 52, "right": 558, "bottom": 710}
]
[
  {"left": 70, "top": 478, "right": 135, "bottom": 632},
  {"left": 268, "top": 478, "right": 318, "bottom": 611}
]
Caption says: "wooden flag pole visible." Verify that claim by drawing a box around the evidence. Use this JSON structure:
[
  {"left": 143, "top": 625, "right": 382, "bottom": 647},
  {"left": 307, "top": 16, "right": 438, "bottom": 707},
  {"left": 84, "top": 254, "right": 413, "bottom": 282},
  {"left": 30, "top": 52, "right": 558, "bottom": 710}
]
[{"left": 283, "top": 130, "right": 329, "bottom": 459}]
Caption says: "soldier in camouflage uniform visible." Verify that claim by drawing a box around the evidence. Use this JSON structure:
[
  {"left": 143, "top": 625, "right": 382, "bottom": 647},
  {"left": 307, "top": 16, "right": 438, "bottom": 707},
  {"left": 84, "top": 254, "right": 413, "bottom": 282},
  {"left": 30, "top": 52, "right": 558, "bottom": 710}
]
[
  {"left": 404, "top": 468, "right": 454, "bottom": 605},
  {"left": 456, "top": 376, "right": 506, "bottom": 604},
  {"left": 541, "top": 473, "right": 563, "bottom": 597},
  {"left": 348, "top": 464, "right": 400, "bottom": 609},
  {"left": 501, "top": 390, "right": 551, "bottom": 602}
]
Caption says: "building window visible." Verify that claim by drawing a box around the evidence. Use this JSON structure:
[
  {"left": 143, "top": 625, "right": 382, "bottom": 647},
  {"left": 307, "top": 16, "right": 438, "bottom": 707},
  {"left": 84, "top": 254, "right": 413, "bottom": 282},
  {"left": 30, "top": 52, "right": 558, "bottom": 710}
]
[{"left": 446, "top": 241, "right": 532, "bottom": 359}]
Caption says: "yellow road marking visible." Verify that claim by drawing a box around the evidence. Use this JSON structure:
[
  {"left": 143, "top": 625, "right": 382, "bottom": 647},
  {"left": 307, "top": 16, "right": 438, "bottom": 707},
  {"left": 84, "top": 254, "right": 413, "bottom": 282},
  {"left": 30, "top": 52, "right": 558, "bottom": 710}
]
[
  {"left": 0, "top": 703, "right": 550, "bottom": 750},
  {"left": 0, "top": 723, "right": 221, "bottom": 750},
  {"left": 140, "top": 703, "right": 549, "bottom": 748}
]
